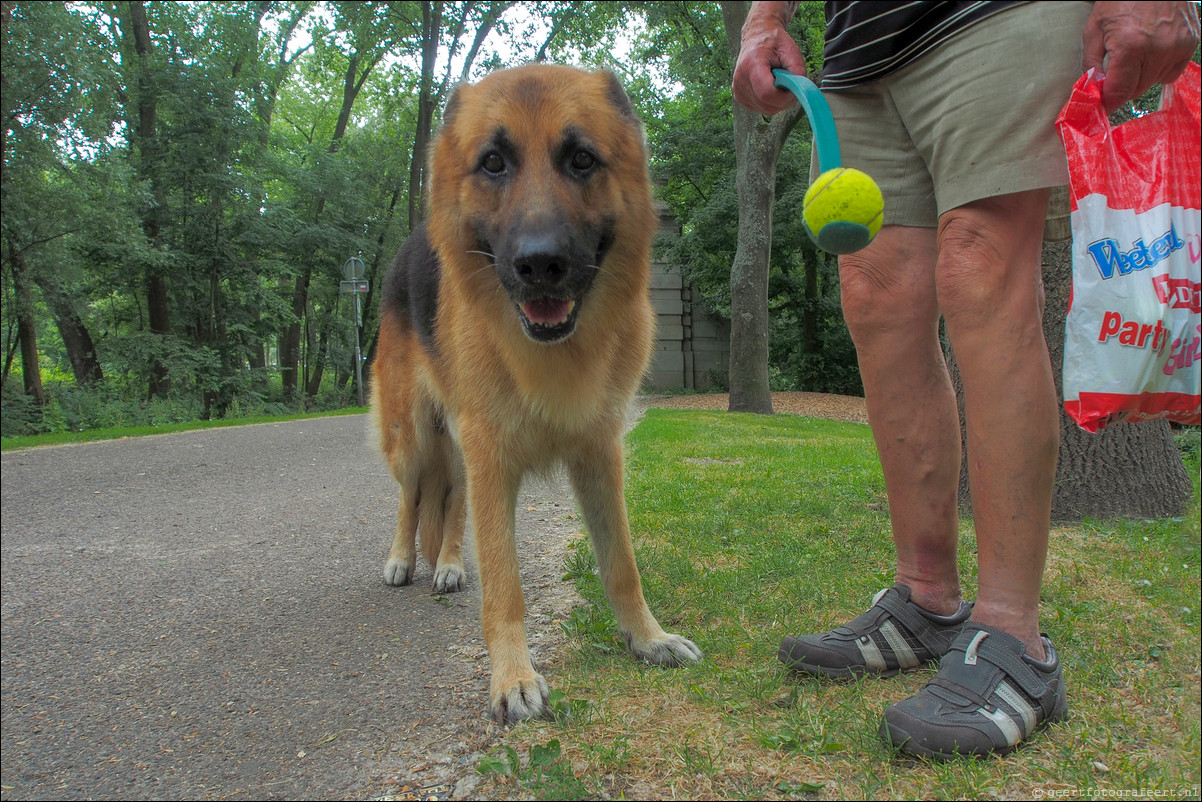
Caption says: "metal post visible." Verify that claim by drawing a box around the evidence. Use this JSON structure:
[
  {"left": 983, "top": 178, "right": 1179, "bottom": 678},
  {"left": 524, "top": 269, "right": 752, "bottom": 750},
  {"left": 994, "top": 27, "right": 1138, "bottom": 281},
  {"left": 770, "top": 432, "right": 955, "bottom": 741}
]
[
  {"left": 342, "top": 256, "right": 368, "bottom": 407},
  {"left": 353, "top": 292, "right": 364, "bottom": 406}
]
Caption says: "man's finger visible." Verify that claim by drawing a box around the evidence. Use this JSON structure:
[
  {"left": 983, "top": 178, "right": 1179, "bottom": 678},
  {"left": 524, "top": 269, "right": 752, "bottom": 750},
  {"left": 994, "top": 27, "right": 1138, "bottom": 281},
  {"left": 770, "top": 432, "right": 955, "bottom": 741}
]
[{"left": 1101, "top": 55, "right": 1144, "bottom": 112}]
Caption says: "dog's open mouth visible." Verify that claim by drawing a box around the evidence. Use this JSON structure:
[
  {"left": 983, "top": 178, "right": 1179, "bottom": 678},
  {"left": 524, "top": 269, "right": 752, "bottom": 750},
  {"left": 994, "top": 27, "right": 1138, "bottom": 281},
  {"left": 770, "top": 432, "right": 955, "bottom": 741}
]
[{"left": 517, "top": 297, "right": 580, "bottom": 343}]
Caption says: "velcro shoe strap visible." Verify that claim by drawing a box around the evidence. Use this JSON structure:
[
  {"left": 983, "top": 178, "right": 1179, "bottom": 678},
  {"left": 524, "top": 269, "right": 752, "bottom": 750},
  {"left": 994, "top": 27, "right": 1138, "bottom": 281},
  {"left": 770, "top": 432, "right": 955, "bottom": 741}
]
[
  {"left": 928, "top": 675, "right": 992, "bottom": 709},
  {"left": 874, "top": 592, "right": 946, "bottom": 655},
  {"left": 956, "top": 636, "right": 1049, "bottom": 704}
]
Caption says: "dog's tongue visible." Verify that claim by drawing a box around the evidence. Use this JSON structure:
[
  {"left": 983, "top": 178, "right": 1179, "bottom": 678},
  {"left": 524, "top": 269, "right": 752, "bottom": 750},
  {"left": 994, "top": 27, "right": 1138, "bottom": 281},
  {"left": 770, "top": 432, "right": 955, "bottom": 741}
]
[{"left": 521, "top": 297, "right": 575, "bottom": 326}]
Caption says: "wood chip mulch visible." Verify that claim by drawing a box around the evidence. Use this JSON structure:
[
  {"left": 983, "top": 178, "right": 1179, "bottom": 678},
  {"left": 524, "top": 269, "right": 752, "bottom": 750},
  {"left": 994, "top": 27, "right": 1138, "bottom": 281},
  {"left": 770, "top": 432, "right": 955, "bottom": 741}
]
[{"left": 641, "top": 391, "right": 869, "bottom": 424}]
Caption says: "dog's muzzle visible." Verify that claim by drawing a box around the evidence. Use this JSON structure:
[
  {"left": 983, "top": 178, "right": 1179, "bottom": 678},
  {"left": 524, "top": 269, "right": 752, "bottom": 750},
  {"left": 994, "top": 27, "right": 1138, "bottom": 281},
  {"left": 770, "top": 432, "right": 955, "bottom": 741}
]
[
  {"left": 516, "top": 295, "right": 580, "bottom": 342},
  {"left": 509, "top": 242, "right": 579, "bottom": 342},
  {"left": 483, "top": 219, "right": 614, "bottom": 344}
]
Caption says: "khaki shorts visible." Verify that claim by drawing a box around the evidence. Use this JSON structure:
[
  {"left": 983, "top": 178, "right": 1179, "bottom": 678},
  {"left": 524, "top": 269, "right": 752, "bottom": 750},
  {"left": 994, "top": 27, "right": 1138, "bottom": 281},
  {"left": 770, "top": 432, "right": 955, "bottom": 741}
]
[{"left": 815, "top": 1, "right": 1093, "bottom": 228}]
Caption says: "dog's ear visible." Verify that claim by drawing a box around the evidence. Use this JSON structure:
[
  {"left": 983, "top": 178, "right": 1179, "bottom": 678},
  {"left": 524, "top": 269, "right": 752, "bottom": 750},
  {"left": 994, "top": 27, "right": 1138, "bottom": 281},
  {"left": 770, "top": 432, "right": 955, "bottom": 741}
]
[
  {"left": 441, "top": 82, "right": 466, "bottom": 130},
  {"left": 600, "top": 70, "right": 637, "bottom": 121}
]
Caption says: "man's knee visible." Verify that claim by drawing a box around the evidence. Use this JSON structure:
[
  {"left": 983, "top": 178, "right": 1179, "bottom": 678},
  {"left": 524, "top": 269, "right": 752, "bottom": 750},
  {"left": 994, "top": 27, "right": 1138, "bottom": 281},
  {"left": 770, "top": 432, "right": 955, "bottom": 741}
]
[
  {"left": 840, "top": 254, "right": 895, "bottom": 327},
  {"left": 839, "top": 234, "right": 939, "bottom": 337},
  {"left": 935, "top": 201, "right": 1046, "bottom": 327}
]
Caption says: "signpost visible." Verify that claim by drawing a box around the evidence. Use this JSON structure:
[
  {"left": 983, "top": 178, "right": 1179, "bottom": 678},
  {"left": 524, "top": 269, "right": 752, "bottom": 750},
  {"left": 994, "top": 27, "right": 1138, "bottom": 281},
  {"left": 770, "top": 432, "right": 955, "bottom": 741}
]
[{"left": 342, "top": 257, "right": 368, "bottom": 406}]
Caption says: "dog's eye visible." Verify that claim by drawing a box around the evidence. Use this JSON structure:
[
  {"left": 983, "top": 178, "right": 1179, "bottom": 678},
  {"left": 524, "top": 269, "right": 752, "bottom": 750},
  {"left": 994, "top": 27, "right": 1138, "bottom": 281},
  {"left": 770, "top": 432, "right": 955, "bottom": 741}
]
[
  {"left": 570, "top": 149, "right": 596, "bottom": 173},
  {"left": 480, "top": 152, "right": 506, "bottom": 175}
]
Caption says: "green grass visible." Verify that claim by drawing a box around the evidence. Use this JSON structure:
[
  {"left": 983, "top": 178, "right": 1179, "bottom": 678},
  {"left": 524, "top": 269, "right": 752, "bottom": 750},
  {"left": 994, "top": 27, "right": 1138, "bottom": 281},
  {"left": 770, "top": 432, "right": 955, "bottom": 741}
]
[
  {"left": 0, "top": 405, "right": 369, "bottom": 451},
  {"left": 479, "top": 409, "right": 1202, "bottom": 801}
]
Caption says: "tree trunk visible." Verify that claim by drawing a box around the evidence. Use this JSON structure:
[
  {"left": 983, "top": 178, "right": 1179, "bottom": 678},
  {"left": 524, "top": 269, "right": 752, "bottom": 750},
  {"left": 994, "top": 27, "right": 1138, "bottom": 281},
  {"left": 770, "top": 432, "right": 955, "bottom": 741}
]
[
  {"left": 282, "top": 44, "right": 381, "bottom": 402},
  {"left": 9, "top": 245, "right": 45, "bottom": 405},
  {"left": 361, "top": 184, "right": 402, "bottom": 387},
  {"left": 408, "top": 0, "right": 441, "bottom": 232},
  {"left": 145, "top": 273, "right": 170, "bottom": 398},
  {"left": 124, "top": 0, "right": 171, "bottom": 399},
  {"left": 241, "top": 4, "right": 306, "bottom": 401},
  {"left": 721, "top": 0, "right": 805, "bottom": 413},
  {"left": 304, "top": 311, "right": 333, "bottom": 398},
  {"left": 406, "top": 2, "right": 507, "bottom": 234},
  {"left": 801, "top": 253, "right": 820, "bottom": 357},
  {"left": 248, "top": 329, "right": 268, "bottom": 395},
  {"left": 281, "top": 272, "right": 308, "bottom": 401},
  {"left": 727, "top": 99, "right": 777, "bottom": 414},
  {"left": 949, "top": 199, "right": 1192, "bottom": 520},
  {"left": 32, "top": 271, "right": 103, "bottom": 386},
  {"left": 1, "top": 2, "right": 14, "bottom": 185}
]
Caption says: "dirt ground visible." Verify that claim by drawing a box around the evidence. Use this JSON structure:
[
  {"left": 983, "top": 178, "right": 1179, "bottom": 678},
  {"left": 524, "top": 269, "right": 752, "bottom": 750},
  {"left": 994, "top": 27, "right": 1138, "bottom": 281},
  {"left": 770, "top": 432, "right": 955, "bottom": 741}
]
[{"left": 643, "top": 391, "right": 869, "bottom": 423}]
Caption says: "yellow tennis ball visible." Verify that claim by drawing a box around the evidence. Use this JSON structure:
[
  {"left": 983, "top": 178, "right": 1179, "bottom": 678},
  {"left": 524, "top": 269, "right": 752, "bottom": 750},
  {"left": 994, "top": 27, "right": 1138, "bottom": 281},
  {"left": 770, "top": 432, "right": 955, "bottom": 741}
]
[{"left": 803, "top": 167, "right": 884, "bottom": 254}]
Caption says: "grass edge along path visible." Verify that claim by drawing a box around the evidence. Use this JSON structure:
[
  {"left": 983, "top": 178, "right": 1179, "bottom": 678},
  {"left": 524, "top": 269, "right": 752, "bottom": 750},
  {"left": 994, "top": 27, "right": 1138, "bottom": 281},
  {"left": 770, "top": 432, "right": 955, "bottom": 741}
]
[
  {"left": 478, "top": 408, "right": 1202, "bottom": 801},
  {"left": 0, "top": 406, "right": 369, "bottom": 451}
]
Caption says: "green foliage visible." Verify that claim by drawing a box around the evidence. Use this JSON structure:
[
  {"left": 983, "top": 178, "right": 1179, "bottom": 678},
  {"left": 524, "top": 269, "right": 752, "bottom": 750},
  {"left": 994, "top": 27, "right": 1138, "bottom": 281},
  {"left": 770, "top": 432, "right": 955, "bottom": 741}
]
[
  {"left": 0, "top": 402, "right": 367, "bottom": 451},
  {"left": 477, "top": 738, "right": 589, "bottom": 799},
  {"left": 1174, "top": 425, "right": 1200, "bottom": 464},
  {"left": 0, "top": 370, "right": 354, "bottom": 440},
  {"left": 642, "top": 1, "right": 861, "bottom": 395},
  {"left": 2, "top": 0, "right": 864, "bottom": 437}
]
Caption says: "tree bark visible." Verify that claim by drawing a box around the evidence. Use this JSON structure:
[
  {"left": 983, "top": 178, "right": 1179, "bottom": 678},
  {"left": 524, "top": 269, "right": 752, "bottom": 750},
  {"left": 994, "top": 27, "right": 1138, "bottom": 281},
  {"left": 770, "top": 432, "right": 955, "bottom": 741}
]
[
  {"left": 800, "top": 252, "right": 820, "bottom": 358},
  {"left": 124, "top": 0, "right": 171, "bottom": 399},
  {"left": 727, "top": 100, "right": 777, "bottom": 414},
  {"left": 280, "top": 273, "right": 307, "bottom": 401},
  {"left": 8, "top": 244, "right": 45, "bottom": 404},
  {"left": 361, "top": 183, "right": 402, "bottom": 385},
  {"left": 246, "top": 4, "right": 309, "bottom": 400},
  {"left": 304, "top": 312, "right": 334, "bottom": 398},
  {"left": 1, "top": 1, "right": 14, "bottom": 185},
  {"left": 407, "top": 0, "right": 441, "bottom": 232},
  {"left": 721, "top": 0, "right": 805, "bottom": 413},
  {"left": 32, "top": 271, "right": 103, "bottom": 386},
  {"left": 281, "top": 43, "right": 380, "bottom": 401},
  {"left": 949, "top": 209, "right": 1192, "bottom": 520},
  {"left": 404, "top": 1, "right": 511, "bottom": 233}
]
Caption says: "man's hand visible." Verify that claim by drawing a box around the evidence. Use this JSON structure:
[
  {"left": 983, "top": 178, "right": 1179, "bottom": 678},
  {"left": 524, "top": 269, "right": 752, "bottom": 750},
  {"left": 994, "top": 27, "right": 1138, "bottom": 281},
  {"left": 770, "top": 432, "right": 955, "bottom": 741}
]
[
  {"left": 1083, "top": 1, "right": 1200, "bottom": 113},
  {"left": 732, "top": 1, "right": 809, "bottom": 115}
]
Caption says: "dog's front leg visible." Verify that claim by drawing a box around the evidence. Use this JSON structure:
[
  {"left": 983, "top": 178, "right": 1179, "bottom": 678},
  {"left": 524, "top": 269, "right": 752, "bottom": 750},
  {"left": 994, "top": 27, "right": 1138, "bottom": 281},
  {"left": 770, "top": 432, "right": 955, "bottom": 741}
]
[
  {"left": 461, "top": 425, "right": 549, "bottom": 723},
  {"left": 384, "top": 482, "right": 419, "bottom": 586},
  {"left": 567, "top": 437, "right": 702, "bottom": 667}
]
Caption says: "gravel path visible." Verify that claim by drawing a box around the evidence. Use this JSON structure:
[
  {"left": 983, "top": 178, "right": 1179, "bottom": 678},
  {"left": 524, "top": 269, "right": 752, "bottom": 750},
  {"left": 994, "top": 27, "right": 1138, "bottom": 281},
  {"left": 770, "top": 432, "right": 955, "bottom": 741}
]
[
  {"left": 0, "top": 393, "right": 864, "bottom": 801},
  {"left": 0, "top": 415, "right": 582, "bottom": 801}
]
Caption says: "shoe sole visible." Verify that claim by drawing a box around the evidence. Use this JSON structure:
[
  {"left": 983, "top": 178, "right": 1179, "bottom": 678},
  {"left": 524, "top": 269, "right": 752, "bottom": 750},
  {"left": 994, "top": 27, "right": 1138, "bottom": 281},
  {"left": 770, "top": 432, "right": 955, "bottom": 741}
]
[
  {"left": 777, "top": 640, "right": 930, "bottom": 680},
  {"left": 880, "top": 707, "right": 1070, "bottom": 760}
]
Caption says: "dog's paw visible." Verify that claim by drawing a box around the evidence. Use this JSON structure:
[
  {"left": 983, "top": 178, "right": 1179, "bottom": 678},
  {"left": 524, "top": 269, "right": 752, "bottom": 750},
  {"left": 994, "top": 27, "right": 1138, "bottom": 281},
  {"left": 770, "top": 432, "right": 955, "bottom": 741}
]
[
  {"left": 431, "top": 562, "right": 465, "bottom": 594},
  {"left": 383, "top": 557, "right": 414, "bottom": 587},
  {"left": 626, "top": 632, "right": 703, "bottom": 667},
  {"left": 490, "top": 672, "right": 551, "bottom": 725}
]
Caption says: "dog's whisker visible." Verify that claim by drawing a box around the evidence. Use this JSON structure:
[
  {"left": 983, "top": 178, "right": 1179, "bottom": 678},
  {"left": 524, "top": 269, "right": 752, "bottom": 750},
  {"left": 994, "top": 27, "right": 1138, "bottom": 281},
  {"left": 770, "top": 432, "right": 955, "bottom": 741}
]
[{"left": 469, "top": 262, "right": 500, "bottom": 280}]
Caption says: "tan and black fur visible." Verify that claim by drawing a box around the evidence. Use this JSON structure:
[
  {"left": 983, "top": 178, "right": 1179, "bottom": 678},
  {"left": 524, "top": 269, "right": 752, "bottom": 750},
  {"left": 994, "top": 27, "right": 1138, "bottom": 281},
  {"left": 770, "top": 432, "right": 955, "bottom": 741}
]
[{"left": 370, "top": 64, "right": 701, "bottom": 724}]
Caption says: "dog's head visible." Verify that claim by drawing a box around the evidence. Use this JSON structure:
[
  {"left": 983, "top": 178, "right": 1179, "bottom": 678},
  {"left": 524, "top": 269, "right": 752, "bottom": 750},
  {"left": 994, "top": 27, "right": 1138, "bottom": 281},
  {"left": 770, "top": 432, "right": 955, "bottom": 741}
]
[{"left": 428, "top": 64, "right": 654, "bottom": 344}]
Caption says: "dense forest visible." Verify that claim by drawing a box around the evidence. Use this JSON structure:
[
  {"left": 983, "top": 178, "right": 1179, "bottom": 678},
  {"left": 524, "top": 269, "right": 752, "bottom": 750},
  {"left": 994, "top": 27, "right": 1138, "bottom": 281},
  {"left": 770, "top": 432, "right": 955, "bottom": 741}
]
[{"left": 2, "top": 0, "right": 847, "bottom": 436}]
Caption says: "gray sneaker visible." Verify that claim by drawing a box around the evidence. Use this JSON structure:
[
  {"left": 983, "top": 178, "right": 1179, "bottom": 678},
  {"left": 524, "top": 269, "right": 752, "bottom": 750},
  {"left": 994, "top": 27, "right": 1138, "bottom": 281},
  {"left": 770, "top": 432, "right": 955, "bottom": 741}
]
[
  {"left": 880, "top": 622, "right": 1068, "bottom": 758},
  {"left": 778, "top": 584, "right": 973, "bottom": 679}
]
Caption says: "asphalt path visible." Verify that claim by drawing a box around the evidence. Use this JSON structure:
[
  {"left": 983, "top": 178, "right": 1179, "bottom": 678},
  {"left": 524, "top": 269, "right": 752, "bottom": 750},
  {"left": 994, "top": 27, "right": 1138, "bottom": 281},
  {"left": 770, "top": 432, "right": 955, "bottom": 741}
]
[{"left": 1, "top": 414, "right": 584, "bottom": 800}]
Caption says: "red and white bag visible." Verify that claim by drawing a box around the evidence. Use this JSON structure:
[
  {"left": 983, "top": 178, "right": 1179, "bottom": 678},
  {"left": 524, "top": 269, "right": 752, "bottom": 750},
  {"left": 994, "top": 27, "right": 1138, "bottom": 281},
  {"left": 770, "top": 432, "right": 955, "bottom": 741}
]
[{"left": 1056, "top": 62, "right": 1201, "bottom": 433}]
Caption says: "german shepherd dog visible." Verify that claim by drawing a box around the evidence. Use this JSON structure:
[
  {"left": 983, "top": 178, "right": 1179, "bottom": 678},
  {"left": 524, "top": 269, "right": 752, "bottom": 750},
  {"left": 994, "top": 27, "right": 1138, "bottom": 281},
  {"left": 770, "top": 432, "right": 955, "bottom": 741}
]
[{"left": 370, "top": 64, "right": 701, "bottom": 724}]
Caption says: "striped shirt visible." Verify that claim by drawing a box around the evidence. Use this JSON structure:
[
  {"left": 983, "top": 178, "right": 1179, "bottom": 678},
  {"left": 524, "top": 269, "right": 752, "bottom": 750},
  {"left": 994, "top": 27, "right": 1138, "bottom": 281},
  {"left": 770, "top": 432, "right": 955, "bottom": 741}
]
[{"left": 821, "top": 1, "right": 1024, "bottom": 90}]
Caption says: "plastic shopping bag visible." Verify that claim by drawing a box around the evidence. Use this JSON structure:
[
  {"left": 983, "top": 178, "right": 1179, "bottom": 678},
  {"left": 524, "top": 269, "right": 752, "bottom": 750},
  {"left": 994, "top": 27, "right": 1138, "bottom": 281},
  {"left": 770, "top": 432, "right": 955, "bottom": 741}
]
[{"left": 1055, "top": 62, "right": 1201, "bottom": 433}]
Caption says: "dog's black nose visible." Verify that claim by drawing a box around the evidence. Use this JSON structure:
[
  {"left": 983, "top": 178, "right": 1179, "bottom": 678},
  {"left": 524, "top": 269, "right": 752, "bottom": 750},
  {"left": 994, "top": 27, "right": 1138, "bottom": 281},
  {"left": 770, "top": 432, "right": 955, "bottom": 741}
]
[
  {"left": 513, "top": 231, "right": 570, "bottom": 290},
  {"left": 515, "top": 251, "right": 566, "bottom": 286}
]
